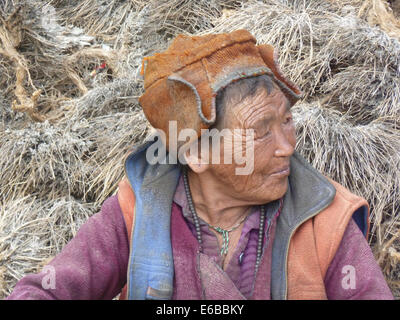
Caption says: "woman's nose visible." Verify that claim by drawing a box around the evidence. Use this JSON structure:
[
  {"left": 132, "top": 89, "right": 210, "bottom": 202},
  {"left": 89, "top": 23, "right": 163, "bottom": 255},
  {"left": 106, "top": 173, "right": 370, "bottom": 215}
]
[{"left": 274, "top": 130, "right": 295, "bottom": 157}]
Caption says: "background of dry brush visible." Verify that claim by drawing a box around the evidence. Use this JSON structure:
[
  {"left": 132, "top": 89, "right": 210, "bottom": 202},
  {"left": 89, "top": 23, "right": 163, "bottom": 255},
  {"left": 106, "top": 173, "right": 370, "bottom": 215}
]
[{"left": 0, "top": 0, "right": 399, "bottom": 299}]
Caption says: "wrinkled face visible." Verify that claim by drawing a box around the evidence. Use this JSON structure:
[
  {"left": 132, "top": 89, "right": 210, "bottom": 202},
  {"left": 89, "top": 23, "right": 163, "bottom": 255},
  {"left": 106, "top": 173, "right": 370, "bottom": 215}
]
[{"left": 208, "top": 86, "right": 296, "bottom": 204}]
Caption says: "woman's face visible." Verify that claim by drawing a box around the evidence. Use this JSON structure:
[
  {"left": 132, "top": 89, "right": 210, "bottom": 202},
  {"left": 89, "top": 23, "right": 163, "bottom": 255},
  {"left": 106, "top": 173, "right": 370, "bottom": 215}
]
[{"left": 208, "top": 86, "right": 296, "bottom": 204}]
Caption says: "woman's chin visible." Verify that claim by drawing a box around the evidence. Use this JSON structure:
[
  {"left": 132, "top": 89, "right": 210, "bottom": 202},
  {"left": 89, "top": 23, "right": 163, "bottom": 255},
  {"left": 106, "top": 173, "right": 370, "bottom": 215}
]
[{"left": 244, "top": 178, "right": 289, "bottom": 205}]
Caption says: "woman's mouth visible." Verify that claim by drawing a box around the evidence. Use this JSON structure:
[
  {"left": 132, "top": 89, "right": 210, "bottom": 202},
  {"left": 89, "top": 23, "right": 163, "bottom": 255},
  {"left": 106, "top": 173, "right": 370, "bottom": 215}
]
[{"left": 270, "top": 166, "right": 290, "bottom": 177}]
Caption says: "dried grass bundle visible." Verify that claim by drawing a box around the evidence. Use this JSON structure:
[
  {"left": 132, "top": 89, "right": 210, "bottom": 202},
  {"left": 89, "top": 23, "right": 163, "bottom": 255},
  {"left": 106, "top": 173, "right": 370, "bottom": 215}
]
[
  {"left": 203, "top": 0, "right": 400, "bottom": 123},
  {"left": 1, "top": 0, "right": 399, "bottom": 298},
  {"left": 0, "top": 107, "right": 149, "bottom": 204},
  {"left": 0, "top": 195, "right": 97, "bottom": 299}
]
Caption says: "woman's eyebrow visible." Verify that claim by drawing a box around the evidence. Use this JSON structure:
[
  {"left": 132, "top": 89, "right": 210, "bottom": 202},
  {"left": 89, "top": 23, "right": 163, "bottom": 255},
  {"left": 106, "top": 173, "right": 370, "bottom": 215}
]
[
  {"left": 252, "top": 115, "right": 273, "bottom": 128},
  {"left": 252, "top": 103, "right": 291, "bottom": 127}
]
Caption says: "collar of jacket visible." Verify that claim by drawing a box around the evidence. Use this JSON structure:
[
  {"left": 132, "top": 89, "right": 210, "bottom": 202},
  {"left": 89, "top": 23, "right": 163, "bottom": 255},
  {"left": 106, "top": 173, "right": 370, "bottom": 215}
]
[{"left": 123, "top": 138, "right": 336, "bottom": 300}]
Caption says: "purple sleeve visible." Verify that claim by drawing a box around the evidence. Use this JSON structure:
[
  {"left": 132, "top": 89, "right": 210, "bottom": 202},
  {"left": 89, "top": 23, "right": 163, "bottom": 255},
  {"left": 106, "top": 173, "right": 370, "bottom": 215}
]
[
  {"left": 324, "top": 218, "right": 394, "bottom": 300},
  {"left": 6, "top": 195, "right": 130, "bottom": 300}
]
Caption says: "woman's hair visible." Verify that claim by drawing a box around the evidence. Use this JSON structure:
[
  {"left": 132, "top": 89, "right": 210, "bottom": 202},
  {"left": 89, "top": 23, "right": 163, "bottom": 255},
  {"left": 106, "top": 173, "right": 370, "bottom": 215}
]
[{"left": 214, "top": 74, "right": 277, "bottom": 128}]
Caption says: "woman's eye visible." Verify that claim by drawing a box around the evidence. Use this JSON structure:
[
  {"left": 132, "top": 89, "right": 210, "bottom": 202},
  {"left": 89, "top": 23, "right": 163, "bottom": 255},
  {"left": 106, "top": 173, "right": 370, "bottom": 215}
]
[
  {"left": 256, "top": 129, "right": 270, "bottom": 139},
  {"left": 284, "top": 116, "right": 292, "bottom": 124}
]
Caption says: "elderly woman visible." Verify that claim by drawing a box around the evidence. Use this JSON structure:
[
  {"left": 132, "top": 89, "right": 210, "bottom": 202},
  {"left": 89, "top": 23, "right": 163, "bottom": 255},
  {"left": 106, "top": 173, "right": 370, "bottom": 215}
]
[{"left": 7, "top": 30, "right": 393, "bottom": 300}]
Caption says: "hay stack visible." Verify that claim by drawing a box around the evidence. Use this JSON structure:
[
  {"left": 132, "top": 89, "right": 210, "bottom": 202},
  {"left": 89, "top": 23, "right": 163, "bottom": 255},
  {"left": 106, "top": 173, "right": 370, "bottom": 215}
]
[{"left": 0, "top": 0, "right": 399, "bottom": 298}]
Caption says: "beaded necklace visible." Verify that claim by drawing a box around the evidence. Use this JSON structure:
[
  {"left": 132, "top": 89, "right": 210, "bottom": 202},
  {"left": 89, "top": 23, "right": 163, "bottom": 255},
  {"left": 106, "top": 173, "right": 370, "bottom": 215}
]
[{"left": 182, "top": 167, "right": 266, "bottom": 270}]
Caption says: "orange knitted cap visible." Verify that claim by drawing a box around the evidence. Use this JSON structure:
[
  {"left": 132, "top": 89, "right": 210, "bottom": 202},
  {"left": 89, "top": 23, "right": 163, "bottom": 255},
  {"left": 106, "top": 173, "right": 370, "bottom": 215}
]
[{"left": 139, "top": 29, "right": 302, "bottom": 147}]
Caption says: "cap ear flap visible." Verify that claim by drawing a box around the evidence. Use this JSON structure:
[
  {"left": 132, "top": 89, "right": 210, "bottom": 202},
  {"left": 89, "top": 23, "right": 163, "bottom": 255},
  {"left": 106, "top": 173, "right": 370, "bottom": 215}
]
[
  {"left": 258, "top": 44, "right": 303, "bottom": 105},
  {"left": 167, "top": 74, "right": 216, "bottom": 125}
]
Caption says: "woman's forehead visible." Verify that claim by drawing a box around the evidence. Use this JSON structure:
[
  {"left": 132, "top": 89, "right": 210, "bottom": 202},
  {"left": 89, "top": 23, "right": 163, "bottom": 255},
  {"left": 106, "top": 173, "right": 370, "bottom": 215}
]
[{"left": 225, "top": 88, "right": 290, "bottom": 126}]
